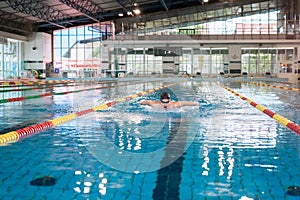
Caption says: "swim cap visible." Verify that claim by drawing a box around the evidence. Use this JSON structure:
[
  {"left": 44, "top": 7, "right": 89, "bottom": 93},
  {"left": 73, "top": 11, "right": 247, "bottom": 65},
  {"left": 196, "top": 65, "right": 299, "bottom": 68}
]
[{"left": 160, "top": 92, "right": 170, "bottom": 101}]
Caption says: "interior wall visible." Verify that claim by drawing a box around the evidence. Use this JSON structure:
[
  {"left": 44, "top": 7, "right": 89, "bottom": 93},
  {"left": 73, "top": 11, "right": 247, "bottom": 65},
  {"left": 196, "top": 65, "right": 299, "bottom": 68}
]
[
  {"left": 228, "top": 45, "right": 242, "bottom": 74},
  {"left": 23, "top": 32, "right": 51, "bottom": 71}
]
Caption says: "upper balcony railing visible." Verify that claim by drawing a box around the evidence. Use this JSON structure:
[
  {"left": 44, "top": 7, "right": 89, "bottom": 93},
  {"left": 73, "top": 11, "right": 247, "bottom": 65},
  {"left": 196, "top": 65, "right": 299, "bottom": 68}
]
[{"left": 114, "top": 33, "right": 300, "bottom": 42}]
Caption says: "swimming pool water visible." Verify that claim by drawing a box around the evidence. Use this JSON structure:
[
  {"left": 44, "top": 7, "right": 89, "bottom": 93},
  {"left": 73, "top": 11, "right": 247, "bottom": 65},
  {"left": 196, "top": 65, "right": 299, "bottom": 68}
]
[{"left": 0, "top": 79, "right": 299, "bottom": 199}]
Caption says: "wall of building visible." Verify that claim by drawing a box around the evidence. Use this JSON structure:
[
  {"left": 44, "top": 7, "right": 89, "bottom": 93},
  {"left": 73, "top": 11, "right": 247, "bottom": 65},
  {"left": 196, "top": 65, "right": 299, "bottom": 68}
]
[
  {"left": 228, "top": 45, "right": 242, "bottom": 74},
  {"left": 98, "top": 39, "right": 300, "bottom": 81},
  {"left": 23, "top": 32, "right": 52, "bottom": 71}
]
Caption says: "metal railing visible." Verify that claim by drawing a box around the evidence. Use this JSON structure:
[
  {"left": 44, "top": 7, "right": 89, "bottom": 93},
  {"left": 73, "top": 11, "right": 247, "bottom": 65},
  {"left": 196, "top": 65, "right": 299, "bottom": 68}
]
[{"left": 115, "top": 33, "right": 300, "bottom": 41}]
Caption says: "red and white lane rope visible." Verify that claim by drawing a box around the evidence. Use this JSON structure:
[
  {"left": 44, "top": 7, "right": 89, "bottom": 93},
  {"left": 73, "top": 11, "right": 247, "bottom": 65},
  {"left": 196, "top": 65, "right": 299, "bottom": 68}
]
[
  {"left": 0, "top": 82, "right": 182, "bottom": 145},
  {"left": 219, "top": 84, "right": 300, "bottom": 135}
]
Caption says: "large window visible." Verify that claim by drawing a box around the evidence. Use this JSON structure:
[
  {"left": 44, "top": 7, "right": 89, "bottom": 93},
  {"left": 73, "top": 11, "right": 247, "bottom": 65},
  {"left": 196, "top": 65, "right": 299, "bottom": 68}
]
[
  {"left": 128, "top": 0, "right": 291, "bottom": 38},
  {"left": 259, "top": 49, "right": 276, "bottom": 74},
  {"left": 0, "top": 40, "right": 21, "bottom": 79},
  {"left": 242, "top": 49, "right": 258, "bottom": 74},
  {"left": 53, "top": 23, "right": 112, "bottom": 77},
  {"left": 193, "top": 48, "right": 211, "bottom": 74},
  {"left": 180, "top": 49, "right": 192, "bottom": 74},
  {"left": 242, "top": 48, "right": 281, "bottom": 74},
  {"left": 211, "top": 49, "right": 228, "bottom": 74},
  {"left": 277, "top": 48, "right": 297, "bottom": 74},
  {"left": 51, "top": 0, "right": 299, "bottom": 78},
  {"left": 127, "top": 48, "right": 145, "bottom": 75}
]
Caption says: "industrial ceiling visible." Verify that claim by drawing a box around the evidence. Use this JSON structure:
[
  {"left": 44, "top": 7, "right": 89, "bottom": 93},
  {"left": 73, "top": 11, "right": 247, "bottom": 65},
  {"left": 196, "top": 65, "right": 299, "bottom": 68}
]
[{"left": 0, "top": 0, "right": 270, "bottom": 39}]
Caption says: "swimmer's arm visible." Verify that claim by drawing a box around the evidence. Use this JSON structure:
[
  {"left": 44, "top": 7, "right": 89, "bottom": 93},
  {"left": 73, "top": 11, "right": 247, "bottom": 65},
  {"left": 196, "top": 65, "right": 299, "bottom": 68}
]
[
  {"left": 177, "top": 101, "right": 199, "bottom": 107},
  {"left": 140, "top": 100, "right": 157, "bottom": 106}
]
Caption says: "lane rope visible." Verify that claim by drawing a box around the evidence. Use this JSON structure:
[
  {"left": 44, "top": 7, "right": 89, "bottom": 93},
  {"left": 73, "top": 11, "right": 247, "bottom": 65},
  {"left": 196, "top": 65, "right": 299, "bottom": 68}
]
[
  {"left": 0, "top": 80, "right": 144, "bottom": 104},
  {"left": 0, "top": 80, "right": 116, "bottom": 93},
  {"left": 0, "top": 81, "right": 184, "bottom": 145},
  {"left": 0, "top": 79, "right": 115, "bottom": 88},
  {"left": 218, "top": 83, "right": 300, "bottom": 135},
  {"left": 0, "top": 79, "right": 73, "bottom": 88},
  {"left": 248, "top": 81, "right": 300, "bottom": 92}
]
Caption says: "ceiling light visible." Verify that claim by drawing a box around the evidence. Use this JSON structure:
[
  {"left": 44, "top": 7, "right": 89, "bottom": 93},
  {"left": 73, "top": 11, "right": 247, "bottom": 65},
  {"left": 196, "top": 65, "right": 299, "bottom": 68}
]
[
  {"left": 133, "top": 9, "right": 141, "bottom": 15},
  {"left": 118, "top": 13, "right": 124, "bottom": 16},
  {"left": 203, "top": 0, "right": 209, "bottom": 2}
]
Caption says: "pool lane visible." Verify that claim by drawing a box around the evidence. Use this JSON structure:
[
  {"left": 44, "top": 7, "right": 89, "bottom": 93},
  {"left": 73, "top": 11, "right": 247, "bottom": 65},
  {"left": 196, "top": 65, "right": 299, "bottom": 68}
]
[
  {"left": 0, "top": 80, "right": 134, "bottom": 104},
  {"left": 0, "top": 79, "right": 163, "bottom": 104},
  {"left": 152, "top": 118, "right": 188, "bottom": 200},
  {"left": 0, "top": 80, "right": 186, "bottom": 145},
  {"left": 0, "top": 80, "right": 117, "bottom": 93},
  {"left": 0, "top": 79, "right": 95, "bottom": 87},
  {"left": 248, "top": 81, "right": 300, "bottom": 92},
  {"left": 218, "top": 83, "right": 300, "bottom": 135}
]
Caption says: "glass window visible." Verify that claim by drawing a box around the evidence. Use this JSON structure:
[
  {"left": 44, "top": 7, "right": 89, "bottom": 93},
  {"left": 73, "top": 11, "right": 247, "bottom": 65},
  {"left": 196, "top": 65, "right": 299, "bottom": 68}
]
[
  {"left": 278, "top": 49, "right": 285, "bottom": 61},
  {"left": 259, "top": 49, "right": 271, "bottom": 73},
  {"left": 211, "top": 49, "right": 228, "bottom": 74},
  {"left": 53, "top": 23, "right": 111, "bottom": 77},
  {"left": 224, "top": 8, "right": 231, "bottom": 16},
  {"left": 286, "top": 49, "right": 293, "bottom": 61},
  {"left": 180, "top": 48, "right": 192, "bottom": 73},
  {"left": 242, "top": 49, "right": 258, "bottom": 73}
]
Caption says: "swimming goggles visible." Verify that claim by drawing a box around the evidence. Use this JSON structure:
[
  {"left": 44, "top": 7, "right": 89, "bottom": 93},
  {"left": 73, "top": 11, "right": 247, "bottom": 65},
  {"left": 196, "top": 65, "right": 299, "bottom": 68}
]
[{"left": 161, "top": 99, "right": 170, "bottom": 104}]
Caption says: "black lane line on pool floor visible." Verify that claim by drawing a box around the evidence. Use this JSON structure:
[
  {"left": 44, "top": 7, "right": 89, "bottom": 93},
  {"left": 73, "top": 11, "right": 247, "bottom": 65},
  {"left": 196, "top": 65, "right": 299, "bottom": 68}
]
[{"left": 152, "top": 118, "right": 188, "bottom": 200}]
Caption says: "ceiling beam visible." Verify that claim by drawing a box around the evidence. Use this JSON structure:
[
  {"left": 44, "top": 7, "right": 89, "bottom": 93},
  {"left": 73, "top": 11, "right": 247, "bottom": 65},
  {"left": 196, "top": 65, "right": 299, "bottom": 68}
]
[
  {"left": 113, "top": 0, "right": 133, "bottom": 13},
  {"left": 59, "top": 0, "right": 103, "bottom": 23},
  {"left": 0, "top": 30, "right": 29, "bottom": 42},
  {"left": 5, "top": 0, "right": 68, "bottom": 29},
  {"left": 0, "top": 10, "right": 28, "bottom": 23},
  {"left": 0, "top": 9, "right": 32, "bottom": 35},
  {"left": 160, "top": 0, "right": 169, "bottom": 11},
  {"left": 0, "top": 17, "right": 32, "bottom": 34}
]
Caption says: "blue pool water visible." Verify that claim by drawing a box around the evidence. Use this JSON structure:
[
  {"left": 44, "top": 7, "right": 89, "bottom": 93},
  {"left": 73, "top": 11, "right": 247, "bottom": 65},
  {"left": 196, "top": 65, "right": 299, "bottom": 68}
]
[{"left": 0, "top": 79, "right": 299, "bottom": 200}]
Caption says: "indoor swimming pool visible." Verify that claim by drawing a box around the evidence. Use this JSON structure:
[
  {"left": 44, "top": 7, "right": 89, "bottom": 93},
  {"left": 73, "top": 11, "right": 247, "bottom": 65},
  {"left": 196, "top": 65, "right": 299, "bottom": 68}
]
[{"left": 0, "top": 78, "right": 299, "bottom": 200}]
